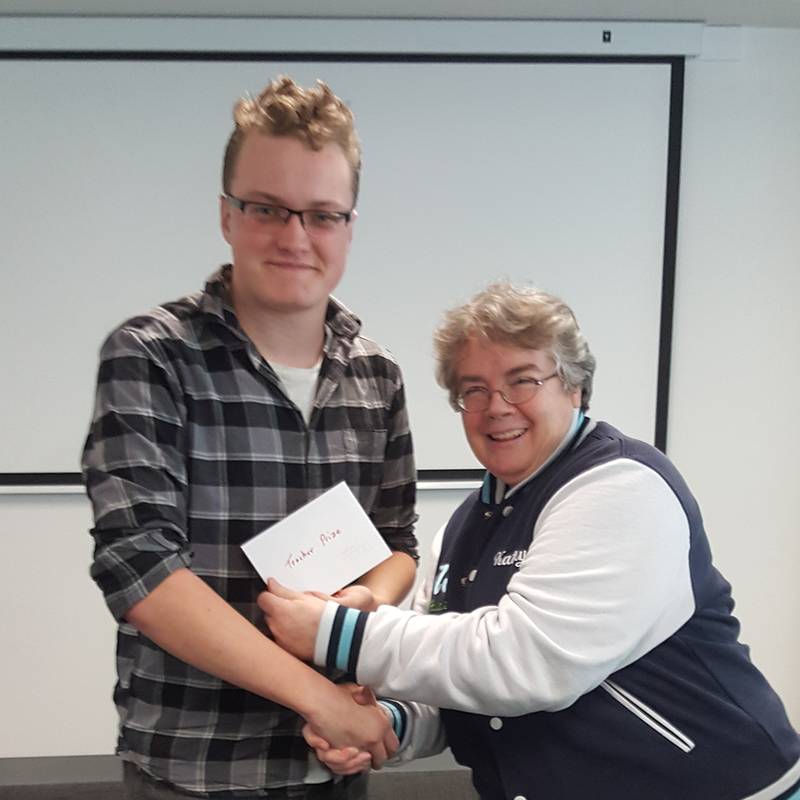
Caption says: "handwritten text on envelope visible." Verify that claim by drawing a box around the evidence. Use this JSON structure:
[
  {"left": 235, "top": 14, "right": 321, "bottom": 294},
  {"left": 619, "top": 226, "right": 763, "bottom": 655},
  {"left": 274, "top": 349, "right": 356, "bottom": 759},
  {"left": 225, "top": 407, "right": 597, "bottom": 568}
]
[{"left": 241, "top": 481, "right": 392, "bottom": 594}]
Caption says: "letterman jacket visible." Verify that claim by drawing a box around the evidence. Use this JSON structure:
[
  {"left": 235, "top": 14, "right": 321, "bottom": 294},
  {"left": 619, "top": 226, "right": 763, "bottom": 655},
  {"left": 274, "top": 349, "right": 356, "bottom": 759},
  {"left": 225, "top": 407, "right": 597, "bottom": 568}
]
[{"left": 318, "top": 420, "right": 800, "bottom": 800}]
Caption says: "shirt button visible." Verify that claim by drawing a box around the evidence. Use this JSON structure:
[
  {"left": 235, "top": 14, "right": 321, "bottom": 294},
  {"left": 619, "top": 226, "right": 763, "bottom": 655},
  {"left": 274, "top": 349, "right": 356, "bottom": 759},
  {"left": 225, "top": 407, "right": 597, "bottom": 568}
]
[
  {"left": 513, "top": 796, "right": 527, "bottom": 800},
  {"left": 502, "top": 505, "right": 513, "bottom": 517},
  {"left": 489, "top": 717, "right": 503, "bottom": 730},
  {"left": 468, "top": 570, "right": 477, "bottom": 582}
]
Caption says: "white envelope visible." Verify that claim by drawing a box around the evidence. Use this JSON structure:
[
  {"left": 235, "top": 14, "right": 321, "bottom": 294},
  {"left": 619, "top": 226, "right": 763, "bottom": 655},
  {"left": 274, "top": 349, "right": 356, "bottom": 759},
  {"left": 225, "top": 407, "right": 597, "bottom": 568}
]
[{"left": 241, "top": 481, "right": 392, "bottom": 594}]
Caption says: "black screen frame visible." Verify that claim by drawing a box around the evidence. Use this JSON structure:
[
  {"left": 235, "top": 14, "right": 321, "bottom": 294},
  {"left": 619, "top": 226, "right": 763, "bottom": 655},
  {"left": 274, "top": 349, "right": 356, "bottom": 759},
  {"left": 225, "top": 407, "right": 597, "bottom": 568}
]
[{"left": 0, "top": 50, "right": 684, "bottom": 488}]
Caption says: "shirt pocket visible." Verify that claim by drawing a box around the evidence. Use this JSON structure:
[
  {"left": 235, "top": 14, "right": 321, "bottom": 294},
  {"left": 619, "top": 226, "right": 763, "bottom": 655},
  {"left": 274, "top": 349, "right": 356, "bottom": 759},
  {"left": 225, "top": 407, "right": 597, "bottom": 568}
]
[
  {"left": 343, "top": 426, "right": 389, "bottom": 464},
  {"left": 342, "top": 427, "right": 390, "bottom": 506}
]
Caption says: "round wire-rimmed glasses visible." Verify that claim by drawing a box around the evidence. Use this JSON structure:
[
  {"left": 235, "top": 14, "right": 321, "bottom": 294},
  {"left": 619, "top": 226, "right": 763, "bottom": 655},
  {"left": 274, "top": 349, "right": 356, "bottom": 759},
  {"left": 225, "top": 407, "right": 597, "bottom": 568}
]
[{"left": 455, "top": 373, "right": 559, "bottom": 413}]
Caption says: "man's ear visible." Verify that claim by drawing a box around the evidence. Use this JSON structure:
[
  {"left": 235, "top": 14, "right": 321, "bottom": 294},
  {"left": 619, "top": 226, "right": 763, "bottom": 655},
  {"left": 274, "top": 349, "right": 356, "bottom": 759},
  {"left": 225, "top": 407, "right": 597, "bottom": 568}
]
[
  {"left": 220, "top": 194, "right": 233, "bottom": 244},
  {"left": 344, "top": 208, "right": 357, "bottom": 249}
]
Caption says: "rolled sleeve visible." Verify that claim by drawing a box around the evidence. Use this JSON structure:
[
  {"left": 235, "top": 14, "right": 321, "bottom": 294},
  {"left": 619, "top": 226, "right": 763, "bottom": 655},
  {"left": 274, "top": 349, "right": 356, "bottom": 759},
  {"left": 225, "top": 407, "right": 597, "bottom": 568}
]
[{"left": 83, "top": 324, "right": 192, "bottom": 620}]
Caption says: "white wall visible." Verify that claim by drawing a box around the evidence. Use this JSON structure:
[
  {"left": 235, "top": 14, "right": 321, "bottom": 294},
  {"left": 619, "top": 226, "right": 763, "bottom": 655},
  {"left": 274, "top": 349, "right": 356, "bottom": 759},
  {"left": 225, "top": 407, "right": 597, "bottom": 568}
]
[
  {"left": 668, "top": 26, "right": 800, "bottom": 725},
  {"left": 1, "top": 23, "right": 799, "bottom": 762},
  {"left": 0, "top": 493, "right": 118, "bottom": 757}
]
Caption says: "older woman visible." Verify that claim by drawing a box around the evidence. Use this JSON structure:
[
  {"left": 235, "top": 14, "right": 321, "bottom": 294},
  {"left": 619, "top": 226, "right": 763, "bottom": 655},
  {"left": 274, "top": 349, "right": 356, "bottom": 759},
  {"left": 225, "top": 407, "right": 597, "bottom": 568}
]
[{"left": 261, "top": 283, "right": 800, "bottom": 800}]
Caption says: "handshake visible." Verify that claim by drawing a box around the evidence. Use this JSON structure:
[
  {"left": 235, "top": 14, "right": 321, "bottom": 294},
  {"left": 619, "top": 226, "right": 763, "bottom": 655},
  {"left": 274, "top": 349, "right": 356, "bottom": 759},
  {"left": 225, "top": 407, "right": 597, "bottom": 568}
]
[
  {"left": 305, "top": 683, "right": 393, "bottom": 775},
  {"left": 258, "top": 578, "right": 398, "bottom": 774}
]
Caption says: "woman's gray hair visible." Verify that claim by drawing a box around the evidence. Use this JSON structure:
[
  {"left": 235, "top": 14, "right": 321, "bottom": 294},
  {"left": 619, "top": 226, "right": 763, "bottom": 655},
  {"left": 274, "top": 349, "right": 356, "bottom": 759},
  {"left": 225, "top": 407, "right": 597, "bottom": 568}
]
[{"left": 434, "top": 281, "right": 596, "bottom": 412}]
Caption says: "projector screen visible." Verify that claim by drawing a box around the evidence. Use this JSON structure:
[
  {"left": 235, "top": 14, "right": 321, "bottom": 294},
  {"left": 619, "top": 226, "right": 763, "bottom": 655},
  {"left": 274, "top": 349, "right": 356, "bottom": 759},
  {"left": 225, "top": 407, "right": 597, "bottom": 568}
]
[{"left": 0, "top": 54, "right": 680, "bottom": 483}]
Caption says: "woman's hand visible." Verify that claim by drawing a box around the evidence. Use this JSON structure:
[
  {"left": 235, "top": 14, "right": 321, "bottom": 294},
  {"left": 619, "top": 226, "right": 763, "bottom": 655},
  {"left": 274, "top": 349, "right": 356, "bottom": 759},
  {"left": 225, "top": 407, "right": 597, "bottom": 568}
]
[{"left": 257, "top": 578, "right": 328, "bottom": 662}]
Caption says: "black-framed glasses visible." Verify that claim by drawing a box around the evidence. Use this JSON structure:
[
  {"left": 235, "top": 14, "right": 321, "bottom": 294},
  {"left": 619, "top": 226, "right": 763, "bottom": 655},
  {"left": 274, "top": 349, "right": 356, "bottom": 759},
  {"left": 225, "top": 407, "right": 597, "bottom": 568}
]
[
  {"left": 455, "top": 373, "right": 559, "bottom": 413},
  {"left": 225, "top": 194, "right": 352, "bottom": 234}
]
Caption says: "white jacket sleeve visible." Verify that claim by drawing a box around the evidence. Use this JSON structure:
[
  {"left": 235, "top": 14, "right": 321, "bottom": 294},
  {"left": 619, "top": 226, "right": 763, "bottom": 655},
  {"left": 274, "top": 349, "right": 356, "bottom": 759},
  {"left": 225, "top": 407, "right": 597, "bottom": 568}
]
[
  {"left": 382, "top": 700, "right": 448, "bottom": 765},
  {"left": 355, "top": 459, "right": 695, "bottom": 717}
]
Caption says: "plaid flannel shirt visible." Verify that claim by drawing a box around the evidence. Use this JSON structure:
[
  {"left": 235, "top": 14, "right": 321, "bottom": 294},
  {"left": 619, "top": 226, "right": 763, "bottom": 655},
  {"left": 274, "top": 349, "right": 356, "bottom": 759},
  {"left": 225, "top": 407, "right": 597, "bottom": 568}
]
[{"left": 82, "top": 266, "right": 418, "bottom": 796}]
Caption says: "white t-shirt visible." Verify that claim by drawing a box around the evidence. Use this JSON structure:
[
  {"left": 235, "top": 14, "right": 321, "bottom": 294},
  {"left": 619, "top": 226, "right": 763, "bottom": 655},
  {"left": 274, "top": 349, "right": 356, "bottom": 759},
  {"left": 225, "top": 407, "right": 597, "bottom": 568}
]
[{"left": 270, "top": 360, "right": 322, "bottom": 425}]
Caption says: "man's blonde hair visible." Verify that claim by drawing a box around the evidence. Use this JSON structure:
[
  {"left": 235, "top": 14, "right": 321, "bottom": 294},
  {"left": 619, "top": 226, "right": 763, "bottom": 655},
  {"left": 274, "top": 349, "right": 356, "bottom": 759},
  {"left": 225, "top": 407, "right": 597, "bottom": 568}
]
[{"left": 222, "top": 76, "right": 361, "bottom": 205}]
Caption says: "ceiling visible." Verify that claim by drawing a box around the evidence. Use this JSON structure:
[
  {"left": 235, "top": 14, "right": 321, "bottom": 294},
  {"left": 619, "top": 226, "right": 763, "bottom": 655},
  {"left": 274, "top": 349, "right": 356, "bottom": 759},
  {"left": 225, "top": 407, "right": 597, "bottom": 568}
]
[{"left": 2, "top": 0, "right": 800, "bottom": 29}]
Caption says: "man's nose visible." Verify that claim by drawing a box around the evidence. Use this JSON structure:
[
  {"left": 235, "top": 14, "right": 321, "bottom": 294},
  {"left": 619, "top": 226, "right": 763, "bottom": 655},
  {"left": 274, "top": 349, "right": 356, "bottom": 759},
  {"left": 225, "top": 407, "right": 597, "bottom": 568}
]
[{"left": 275, "top": 212, "right": 311, "bottom": 247}]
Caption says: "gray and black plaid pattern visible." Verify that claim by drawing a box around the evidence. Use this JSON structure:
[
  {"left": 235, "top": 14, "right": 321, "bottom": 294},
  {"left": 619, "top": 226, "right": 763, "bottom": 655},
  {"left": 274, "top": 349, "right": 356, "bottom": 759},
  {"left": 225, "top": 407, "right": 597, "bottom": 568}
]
[
  {"left": 83, "top": 266, "right": 418, "bottom": 795},
  {"left": 123, "top": 760, "right": 370, "bottom": 799}
]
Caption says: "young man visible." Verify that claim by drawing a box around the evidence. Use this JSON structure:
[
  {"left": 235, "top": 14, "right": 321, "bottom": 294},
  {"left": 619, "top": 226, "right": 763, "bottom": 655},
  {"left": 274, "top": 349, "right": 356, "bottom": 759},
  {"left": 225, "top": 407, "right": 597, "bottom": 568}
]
[{"left": 82, "top": 76, "right": 418, "bottom": 799}]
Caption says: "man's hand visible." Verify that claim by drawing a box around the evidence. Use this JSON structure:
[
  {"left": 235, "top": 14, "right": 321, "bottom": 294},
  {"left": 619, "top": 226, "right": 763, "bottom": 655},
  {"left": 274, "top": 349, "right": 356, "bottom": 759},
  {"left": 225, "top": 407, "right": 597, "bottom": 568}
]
[
  {"left": 305, "top": 683, "right": 396, "bottom": 770},
  {"left": 331, "top": 584, "right": 378, "bottom": 611},
  {"left": 303, "top": 685, "right": 379, "bottom": 774},
  {"left": 304, "top": 729, "right": 372, "bottom": 775},
  {"left": 257, "top": 579, "right": 327, "bottom": 662}
]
